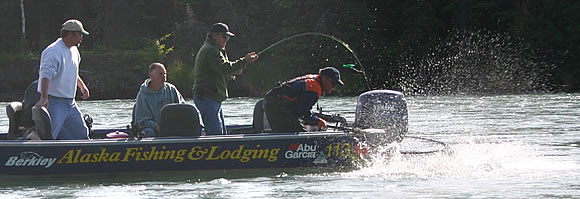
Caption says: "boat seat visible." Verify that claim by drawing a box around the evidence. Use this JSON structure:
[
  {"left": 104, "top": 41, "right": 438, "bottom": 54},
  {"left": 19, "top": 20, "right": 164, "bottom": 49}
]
[
  {"left": 6, "top": 102, "right": 23, "bottom": 139},
  {"left": 159, "top": 103, "right": 201, "bottom": 137},
  {"left": 252, "top": 98, "right": 271, "bottom": 132},
  {"left": 31, "top": 106, "right": 54, "bottom": 140}
]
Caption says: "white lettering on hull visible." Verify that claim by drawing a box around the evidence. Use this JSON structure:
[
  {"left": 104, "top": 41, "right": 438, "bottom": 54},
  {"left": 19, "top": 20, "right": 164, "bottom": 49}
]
[{"left": 4, "top": 152, "right": 57, "bottom": 168}]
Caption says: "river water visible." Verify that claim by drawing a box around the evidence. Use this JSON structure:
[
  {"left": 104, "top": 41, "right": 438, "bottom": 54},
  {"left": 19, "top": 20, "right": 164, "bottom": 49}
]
[{"left": 0, "top": 93, "right": 579, "bottom": 198}]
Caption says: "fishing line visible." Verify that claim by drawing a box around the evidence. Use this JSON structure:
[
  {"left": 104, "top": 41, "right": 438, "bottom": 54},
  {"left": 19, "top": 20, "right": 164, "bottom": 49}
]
[{"left": 258, "top": 32, "right": 370, "bottom": 90}]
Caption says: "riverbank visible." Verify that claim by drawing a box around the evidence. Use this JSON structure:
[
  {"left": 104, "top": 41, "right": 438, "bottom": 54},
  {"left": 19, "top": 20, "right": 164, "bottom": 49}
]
[
  {"left": 0, "top": 53, "right": 360, "bottom": 102},
  {"left": 1, "top": 53, "right": 257, "bottom": 101},
  {"left": 1, "top": 54, "right": 144, "bottom": 101}
]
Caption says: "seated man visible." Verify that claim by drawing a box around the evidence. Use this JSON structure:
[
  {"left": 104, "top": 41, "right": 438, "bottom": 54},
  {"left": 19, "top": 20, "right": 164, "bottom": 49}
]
[
  {"left": 134, "top": 63, "right": 185, "bottom": 137},
  {"left": 263, "top": 66, "right": 344, "bottom": 132},
  {"left": 8, "top": 80, "right": 41, "bottom": 140}
]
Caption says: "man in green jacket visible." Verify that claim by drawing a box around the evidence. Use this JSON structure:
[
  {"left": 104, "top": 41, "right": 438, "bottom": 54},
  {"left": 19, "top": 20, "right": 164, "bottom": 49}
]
[{"left": 192, "top": 22, "right": 259, "bottom": 135}]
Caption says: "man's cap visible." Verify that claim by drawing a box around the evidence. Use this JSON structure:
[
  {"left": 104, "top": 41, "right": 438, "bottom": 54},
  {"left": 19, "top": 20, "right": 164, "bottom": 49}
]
[
  {"left": 209, "top": 23, "right": 235, "bottom": 37},
  {"left": 319, "top": 66, "right": 344, "bottom": 86},
  {"left": 62, "top": 19, "right": 89, "bottom": 35}
]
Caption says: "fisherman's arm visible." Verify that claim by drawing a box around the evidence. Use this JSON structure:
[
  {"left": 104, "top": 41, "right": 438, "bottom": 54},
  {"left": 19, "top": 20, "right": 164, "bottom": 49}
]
[
  {"left": 170, "top": 84, "right": 186, "bottom": 104},
  {"left": 210, "top": 49, "right": 258, "bottom": 76},
  {"left": 35, "top": 78, "right": 50, "bottom": 107},
  {"left": 296, "top": 92, "right": 323, "bottom": 125},
  {"left": 35, "top": 49, "right": 58, "bottom": 107},
  {"left": 77, "top": 75, "right": 89, "bottom": 99}
]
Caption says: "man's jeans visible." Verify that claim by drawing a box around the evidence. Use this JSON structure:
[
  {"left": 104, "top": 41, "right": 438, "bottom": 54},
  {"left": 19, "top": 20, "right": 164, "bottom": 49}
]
[
  {"left": 48, "top": 96, "right": 89, "bottom": 140},
  {"left": 193, "top": 95, "right": 226, "bottom": 135},
  {"left": 143, "top": 128, "right": 157, "bottom": 137}
]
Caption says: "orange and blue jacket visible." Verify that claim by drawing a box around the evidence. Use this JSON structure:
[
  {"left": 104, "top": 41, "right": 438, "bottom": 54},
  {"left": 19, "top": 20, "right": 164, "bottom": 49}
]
[{"left": 274, "top": 74, "right": 323, "bottom": 125}]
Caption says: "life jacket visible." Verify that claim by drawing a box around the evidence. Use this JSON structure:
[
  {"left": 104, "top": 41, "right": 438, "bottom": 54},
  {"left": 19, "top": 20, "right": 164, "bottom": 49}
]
[
  {"left": 275, "top": 74, "right": 322, "bottom": 102},
  {"left": 267, "top": 74, "right": 323, "bottom": 126}
]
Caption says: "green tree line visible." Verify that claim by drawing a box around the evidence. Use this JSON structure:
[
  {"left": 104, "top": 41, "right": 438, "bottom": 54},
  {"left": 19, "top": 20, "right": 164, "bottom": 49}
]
[{"left": 1, "top": 0, "right": 579, "bottom": 99}]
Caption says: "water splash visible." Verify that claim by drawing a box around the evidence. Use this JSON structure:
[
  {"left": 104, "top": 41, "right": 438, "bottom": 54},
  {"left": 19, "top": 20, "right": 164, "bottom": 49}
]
[
  {"left": 209, "top": 178, "right": 231, "bottom": 185},
  {"left": 395, "top": 30, "right": 555, "bottom": 95},
  {"left": 345, "top": 141, "right": 577, "bottom": 180}
]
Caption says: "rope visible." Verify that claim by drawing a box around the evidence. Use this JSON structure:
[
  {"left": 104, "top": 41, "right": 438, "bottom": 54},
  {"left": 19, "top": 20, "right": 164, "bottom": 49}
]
[
  {"left": 329, "top": 125, "right": 450, "bottom": 155},
  {"left": 399, "top": 135, "right": 450, "bottom": 155}
]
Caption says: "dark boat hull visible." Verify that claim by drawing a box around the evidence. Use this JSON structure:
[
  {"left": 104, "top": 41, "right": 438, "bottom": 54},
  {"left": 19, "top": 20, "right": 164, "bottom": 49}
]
[{"left": 0, "top": 129, "right": 371, "bottom": 175}]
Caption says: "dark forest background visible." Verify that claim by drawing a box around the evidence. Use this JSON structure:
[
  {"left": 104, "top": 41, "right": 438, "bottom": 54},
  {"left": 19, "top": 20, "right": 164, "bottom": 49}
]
[{"left": 1, "top": 0, "right": 579, "bottom": 100}]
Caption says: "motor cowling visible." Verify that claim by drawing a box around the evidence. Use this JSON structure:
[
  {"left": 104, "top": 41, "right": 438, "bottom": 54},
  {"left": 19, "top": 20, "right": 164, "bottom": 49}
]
[{"left": 354, "top": 90, "right": 408, "bottom": 141}]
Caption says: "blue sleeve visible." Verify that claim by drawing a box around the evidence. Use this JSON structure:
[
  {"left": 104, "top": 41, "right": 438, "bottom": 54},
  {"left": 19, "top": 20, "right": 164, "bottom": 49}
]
[
  {"left": 296, "top": 91, "right": 320, "bottom": 125},
  {"left": 177, "top": 91, "right": 185, "bottom": 104},
  {"left": 134, "top": 92, "right": 158, "bottom": 129},
  {"left": 168, "top": 83, "right": 185, "bottom": 104}
]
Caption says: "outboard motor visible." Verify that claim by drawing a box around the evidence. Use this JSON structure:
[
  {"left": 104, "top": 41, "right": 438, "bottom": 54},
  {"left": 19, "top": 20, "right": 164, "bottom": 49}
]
[{"left": 354, "top": 90, "right": 408, "bottom": 142}]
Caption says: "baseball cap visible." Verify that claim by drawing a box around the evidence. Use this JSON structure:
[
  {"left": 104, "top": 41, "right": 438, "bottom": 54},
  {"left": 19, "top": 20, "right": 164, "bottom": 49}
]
[
  {"left": 319, "top": 66, "right": 344, "bottom": 86},
  {"left": 209, "top": 23, "right": 235, "bottom": 37},
  {"left": 62, "top": 19, "right": 89, "bottom": 35}
]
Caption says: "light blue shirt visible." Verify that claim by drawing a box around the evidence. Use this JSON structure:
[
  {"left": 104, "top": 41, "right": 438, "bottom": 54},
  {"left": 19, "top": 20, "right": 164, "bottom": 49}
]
[
  {"left": 37, "top": 38, "right": 80, "bottom": 98},
  {"left": 135, "top": 78, "right": 186, "bottom": 129}
]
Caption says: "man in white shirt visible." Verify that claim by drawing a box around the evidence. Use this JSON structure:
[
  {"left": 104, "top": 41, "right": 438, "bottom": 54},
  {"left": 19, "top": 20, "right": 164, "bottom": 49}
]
[{"left": 35, "top": 19, "right": 91, "bottom": 140}]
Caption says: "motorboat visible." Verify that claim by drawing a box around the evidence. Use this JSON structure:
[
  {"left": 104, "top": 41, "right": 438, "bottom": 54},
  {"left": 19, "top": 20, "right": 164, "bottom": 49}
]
[{"left": 0, "top": 90, "right": 408, "bottom": 175}]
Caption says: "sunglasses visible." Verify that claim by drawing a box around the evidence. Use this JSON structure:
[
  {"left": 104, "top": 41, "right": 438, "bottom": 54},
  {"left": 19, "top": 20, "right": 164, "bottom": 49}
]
[{"left": 222, "top": 33, "right": 230, "bottom": 40}]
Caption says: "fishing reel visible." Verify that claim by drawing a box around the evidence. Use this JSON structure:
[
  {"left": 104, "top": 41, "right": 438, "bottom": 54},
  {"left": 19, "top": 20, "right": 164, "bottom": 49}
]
[
  {"left": 315, "top": 104, "right": 347, "bottom": 128},
  {"left": 316, "top": 112, "right": 347, "bottom": 125},
  {"left": 315, "top": 112, "right": 347, "bottom": 128}
]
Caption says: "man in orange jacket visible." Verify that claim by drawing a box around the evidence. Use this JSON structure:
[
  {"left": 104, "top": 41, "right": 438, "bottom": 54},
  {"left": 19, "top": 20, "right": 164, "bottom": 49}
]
[{"left": 263, "top": 66, "right": 344, "bottom": 132}]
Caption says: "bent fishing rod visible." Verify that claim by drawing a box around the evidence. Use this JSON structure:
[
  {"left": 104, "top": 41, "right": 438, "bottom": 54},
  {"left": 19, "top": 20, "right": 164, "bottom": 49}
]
[{"left": 257, "top": 32, "right": 370, "bottom": 90}]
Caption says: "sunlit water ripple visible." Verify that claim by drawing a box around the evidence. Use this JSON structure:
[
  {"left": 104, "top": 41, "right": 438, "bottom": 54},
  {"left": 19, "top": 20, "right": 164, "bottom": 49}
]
[{"left": 0, "top": 93, "right": 579, "bottom": 198}]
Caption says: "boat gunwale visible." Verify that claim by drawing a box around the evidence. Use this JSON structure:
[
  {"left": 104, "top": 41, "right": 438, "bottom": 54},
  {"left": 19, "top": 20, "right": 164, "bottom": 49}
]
[{"left": 0, "top": 130, "right": 353, "bottom": 147}]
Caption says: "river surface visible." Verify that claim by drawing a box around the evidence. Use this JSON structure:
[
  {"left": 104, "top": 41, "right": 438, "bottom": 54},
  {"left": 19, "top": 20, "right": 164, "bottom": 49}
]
[{"left": 0, "top": 93, "right": 579, "bottom": 198}]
